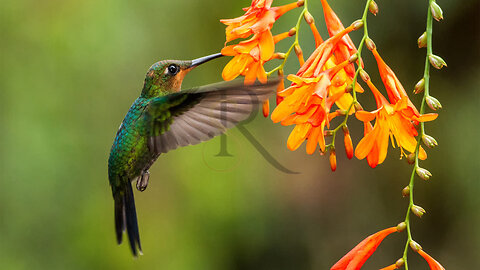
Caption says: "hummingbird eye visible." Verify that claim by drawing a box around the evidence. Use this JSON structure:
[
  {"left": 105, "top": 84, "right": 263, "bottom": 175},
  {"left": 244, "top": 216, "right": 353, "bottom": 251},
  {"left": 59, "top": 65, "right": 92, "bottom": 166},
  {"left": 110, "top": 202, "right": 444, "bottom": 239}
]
[{"left": 167, "top": 64, "right": 179, "bottom": 75}]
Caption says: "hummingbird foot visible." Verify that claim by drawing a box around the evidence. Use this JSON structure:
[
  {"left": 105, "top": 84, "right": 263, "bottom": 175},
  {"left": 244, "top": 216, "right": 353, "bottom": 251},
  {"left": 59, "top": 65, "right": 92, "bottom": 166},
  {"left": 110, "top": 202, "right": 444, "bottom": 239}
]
[{"left": 136, "top": 170, "right": 150, "bottom": 192}]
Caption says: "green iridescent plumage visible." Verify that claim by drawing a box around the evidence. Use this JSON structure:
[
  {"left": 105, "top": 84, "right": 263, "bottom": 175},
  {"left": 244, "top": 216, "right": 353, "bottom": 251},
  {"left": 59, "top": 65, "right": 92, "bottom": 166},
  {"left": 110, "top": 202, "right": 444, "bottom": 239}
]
[{"left": 108, "top": 53, "right": 280, "bottom": 256}]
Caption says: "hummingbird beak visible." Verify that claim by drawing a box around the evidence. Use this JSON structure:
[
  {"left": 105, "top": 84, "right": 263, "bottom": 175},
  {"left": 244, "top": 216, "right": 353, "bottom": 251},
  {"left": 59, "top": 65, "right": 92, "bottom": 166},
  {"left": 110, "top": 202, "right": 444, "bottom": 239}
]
[{"left": 190, "top": 53, "right": 223, "bottom": 68}]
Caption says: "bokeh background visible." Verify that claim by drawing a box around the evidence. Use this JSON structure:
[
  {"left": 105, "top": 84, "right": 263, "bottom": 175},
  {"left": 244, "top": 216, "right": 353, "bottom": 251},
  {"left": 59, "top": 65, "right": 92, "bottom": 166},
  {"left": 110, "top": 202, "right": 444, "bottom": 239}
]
[{"left": 1, "top": 0, "right": 479, "bottom": 269}]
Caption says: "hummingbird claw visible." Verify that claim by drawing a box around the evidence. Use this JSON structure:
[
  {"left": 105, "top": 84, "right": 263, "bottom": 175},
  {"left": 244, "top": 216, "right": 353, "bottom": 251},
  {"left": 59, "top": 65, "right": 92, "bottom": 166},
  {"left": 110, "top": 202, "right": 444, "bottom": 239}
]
[{"left": 136, "top": 171, "right": 150, "bottom": 192}]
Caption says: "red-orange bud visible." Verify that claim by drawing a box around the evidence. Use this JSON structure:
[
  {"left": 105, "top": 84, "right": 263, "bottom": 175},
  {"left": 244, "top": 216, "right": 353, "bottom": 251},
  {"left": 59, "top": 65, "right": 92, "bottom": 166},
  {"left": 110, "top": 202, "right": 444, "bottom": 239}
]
[
  {"left": 262, "top": 100, "right": 270, "bottom": 117},
  {"left": 329, "top": 148, "right": 337, "bottom": 172}
]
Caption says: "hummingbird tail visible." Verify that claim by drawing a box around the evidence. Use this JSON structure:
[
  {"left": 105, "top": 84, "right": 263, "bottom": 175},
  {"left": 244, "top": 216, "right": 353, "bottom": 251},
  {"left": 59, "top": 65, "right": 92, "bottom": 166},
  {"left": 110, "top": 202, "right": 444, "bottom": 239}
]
[{"left": 114, "top": 182, "right": 142, "bottom": 256}]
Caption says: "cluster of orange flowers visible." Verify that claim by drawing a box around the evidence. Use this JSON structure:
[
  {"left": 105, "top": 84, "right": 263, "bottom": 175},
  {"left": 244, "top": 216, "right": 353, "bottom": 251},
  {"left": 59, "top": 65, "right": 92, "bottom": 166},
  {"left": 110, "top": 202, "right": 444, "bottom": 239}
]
[
  {"left": 220, "top": 0, "right": 444, "bottom": 269},
  {"left": 221, "top": 0, "right": 437, "bottom": 170}
]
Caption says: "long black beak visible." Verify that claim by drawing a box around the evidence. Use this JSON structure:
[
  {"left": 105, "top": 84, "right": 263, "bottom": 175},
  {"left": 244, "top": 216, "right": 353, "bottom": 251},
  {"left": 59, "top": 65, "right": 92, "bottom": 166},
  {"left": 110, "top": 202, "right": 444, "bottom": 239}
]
[{"left": 190, "top": 53, "right": 223, "bottom": 68}]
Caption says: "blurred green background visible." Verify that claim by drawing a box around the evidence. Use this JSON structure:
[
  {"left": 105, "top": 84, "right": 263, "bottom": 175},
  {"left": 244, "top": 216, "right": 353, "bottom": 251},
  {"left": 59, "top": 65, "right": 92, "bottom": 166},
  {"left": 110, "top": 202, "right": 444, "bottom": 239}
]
[{"left": 1, "top": 0, "right": 478, "bottom": 269}]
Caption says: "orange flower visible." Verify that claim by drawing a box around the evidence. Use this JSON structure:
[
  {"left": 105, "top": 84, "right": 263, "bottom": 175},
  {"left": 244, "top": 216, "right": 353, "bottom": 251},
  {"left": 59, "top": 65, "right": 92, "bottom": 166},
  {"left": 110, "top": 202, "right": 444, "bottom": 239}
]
[
  {"left": 379, "top": 264, "right": 398, "bottom": 270},
  {"left": 354, "top": 80, "right": 437, "bottom": 168},
  {"left": 331, "top": 227, "right": 398, "bottom": 270},
  {"left": 418, "top": 250, "right": 446, "bottom": 270},
  {"left": 221, "top": 0, "right": 299, "bottom": 84},
  {"left": 319, "top": 0, "right": 361, "bottom": 78},
  {"left": 271, "top": 23, "right": 360, "bottom": 155},
  {"left": 371, "top": 48, "right": 419, "bottom": 117}
]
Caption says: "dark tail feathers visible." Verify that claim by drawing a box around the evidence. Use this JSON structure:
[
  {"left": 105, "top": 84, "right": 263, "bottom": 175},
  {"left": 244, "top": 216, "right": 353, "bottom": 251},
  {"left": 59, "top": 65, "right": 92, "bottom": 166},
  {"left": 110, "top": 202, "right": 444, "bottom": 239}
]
[{"left": 114, "top": 182, "right": 142, "bottom": 256}]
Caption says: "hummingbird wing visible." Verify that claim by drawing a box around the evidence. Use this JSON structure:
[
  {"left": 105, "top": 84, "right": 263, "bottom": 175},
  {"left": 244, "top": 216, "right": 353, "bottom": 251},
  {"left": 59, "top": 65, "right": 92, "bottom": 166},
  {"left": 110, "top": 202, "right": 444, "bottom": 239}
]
[{"left": 144, "top": 78, "right": 280, "bottom": 155}]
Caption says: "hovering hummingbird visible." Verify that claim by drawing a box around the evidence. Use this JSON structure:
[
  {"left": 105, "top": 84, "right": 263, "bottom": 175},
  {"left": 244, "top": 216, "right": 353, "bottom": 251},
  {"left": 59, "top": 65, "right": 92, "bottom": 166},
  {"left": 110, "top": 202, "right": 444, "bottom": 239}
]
[{"left": 108, "top": 52, "right": 279, "bottom": 256}]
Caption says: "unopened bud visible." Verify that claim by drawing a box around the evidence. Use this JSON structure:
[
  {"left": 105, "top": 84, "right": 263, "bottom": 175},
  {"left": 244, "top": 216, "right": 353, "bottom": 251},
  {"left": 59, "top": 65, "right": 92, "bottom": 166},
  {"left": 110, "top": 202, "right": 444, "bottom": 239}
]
[
  {"left": 354, "top": 102, "right": 364, "bottom": 111},
  {"left": 369, "top": 0, "right": 379, "bottom": 16},
  {"left": 395, "top": 258, "right": 405, "bottom": 268},
  {"left": 430, "top": 1, "right": 444, "bottom": 21},
  {"left": 426, "top": 96, "right": 442, "bottom": 111},
  {"left": 422, "top": 134, "right": 438, "bottom": 148},
  {"left": 365, "top": 37, "right": 376, "bottom": 51},
  {"left": 351, "top": 19, "right": 364, "bottom": 30},
  {"left": 397, "top": 222, "right": 406, "bottom": 232},
  {"left": 345, "top": 84, "right": 354, "bottom": 93},
  {"left": 297, "top": 0, "right": 305, "bottom": 7},
  {"left": 414, "top": 78, "right": 425, "bottom": 94},
  {"left": 304, "top": 11, "right": 314, "bottom": 24},
  {"left": 325, "top": 130, "right": 334, "bottom": 137},
  {"left": 412, "top": 205, "right": 426, "bottom": 218},
  {"left": 343, "top": 126, "right": 353, "bottom": 160},
  {"left": 429, "top": 54, "right": 447, "bottom": 69},
  {"left": 288, "top": 28, "right": 297, "bottom": 36},
  {"left": 410, "top": 240, "right": 422, "bottom": 252},
  {"left": 336, "top": 109, "right": 347, "bottom": 116},
  {"left": 348, "top": 54, "right": 358, "bottom": 63},
  {"left": 294, "top": 44, "right": 303, "bottom": 56},
  {"left": 402, "top": 186, "right": 410, "bottom": 197},
  {"left": 329, "top": 148, "right": 337, "bottom": 172},
  {"left": 406, "top": 153, "right": 415, "bottom": 164},
  {"left": 359, "top": 70, "right": 370, "bottom": 82},
  {"left": 418, "top": 32, "right": 427, "bottom": 48},
  {"left": 278, "top": 69, "right": 284, "bottom": 77},
  {"left": 416, "top": 167, "right": 432, "bottom": 180},
  {"left": 274, "top": 53, "right": 286, "bottom": 59}
]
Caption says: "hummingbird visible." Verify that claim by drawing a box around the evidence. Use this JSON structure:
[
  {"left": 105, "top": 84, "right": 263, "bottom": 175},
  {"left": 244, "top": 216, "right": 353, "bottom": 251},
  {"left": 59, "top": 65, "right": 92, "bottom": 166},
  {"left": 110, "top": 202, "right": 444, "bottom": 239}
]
[{"left": 108, "top": 52, "right": 279, "bottom": 256}]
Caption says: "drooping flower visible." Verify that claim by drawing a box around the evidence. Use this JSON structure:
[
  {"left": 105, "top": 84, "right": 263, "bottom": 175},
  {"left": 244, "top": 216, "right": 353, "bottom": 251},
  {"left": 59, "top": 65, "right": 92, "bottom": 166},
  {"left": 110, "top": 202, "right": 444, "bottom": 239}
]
[
  {"left": 371, "top": 48, "right": 419, "bottom": 117},
  {"left": 418, "top": 250, "right": 446, "bottom": 270},
  {"left": 271, "top": 21, "right": 362, "bottom": 159},
  {"left": 221, "top": 0, "right": 301, "bottom": 84},
  {"left": 319, "top": 0, "right": 362, "bottom": 77},
  {"left": 355, "top": 80, "right": 437, "bottom": 168},
  {"left": 331, "top": 226, "right": 398, "bottom": 270}
]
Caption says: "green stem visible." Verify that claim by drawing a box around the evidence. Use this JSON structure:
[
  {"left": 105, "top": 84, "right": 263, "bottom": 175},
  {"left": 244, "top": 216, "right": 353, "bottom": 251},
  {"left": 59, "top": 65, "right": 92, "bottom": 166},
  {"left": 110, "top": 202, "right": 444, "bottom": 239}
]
[
  {"left": 402, "top": 1, "right": 434, "bottom": 269},
  {"left": 266, "top": 0, "right": 309, "bottom": 76},
  {"left": 329, "top": 0, "right": 371, "bottom": 148}
]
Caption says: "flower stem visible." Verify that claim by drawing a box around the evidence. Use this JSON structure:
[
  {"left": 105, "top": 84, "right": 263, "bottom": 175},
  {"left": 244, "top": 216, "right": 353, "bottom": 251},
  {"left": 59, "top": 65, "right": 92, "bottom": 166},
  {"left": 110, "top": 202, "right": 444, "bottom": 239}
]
[
  {"left": 402, "top": 1, "right": 434, "bottom": 269},
  {"left": 328, "top": 0, "right": 371, "bottom": 148},
  {"left": 266, "top": 0, "right": 309, "bottom": 77}
]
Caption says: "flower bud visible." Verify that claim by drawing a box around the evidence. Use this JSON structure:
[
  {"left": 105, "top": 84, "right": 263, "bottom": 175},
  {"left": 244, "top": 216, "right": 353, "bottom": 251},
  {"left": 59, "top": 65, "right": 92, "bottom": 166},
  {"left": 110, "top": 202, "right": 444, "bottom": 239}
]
[
  {"left": 354, "top": 102, "right": 364, "bottom": 112},
  {"left": 288, "top": 28, "right": 297, "bottom": 36},
  {"left": 396, "top": 222, "right": 406, "bottom": 232},
  {"left": 426, "top": 96, "right": 442, "bottom": 111},
  {"left": 348, "top": 53, "right": 359, "bottom": 63},
  {"left": 402, "top": 186, "right": 410, "bottom": 197},
  {"left": 418, "top": 32, "right": 427, "bottom": 48},
  {"left": 430, "top": 1, "right": 444, "bottom": 21},
  {"left": 294, "top": 44, "right": 304, "bottom": 65},
  {"left": 262, "top": 100, "right": 269, "bottom": 117},
  {"left": 325, "top": 130, "right": 334, "bottom": 137},
  {"left": 336, "top": 109, "right": 347, "bottom": 116},
  {"left": 297, "top": 0, "right": 305, "bottom": 7},
  {"left": 274, "top": 52, "right": 286, "bottom": 59},
  {"left": 365, "top": 37, "right": 376, "bottom": 51},
  {"left": 395, "top": 258, "right": 405, "bottom": 267},
  {"left": 422, "top": 134, "right": 438, "bottom": 148},
  {"left": 343, "top": 126, "right": 353, "bottom": 159},
  {"left": 429, "top": 54, "right": 447, "bottom": 69},
  {"left": 345, "top": 84, "right": 354, "bottom": 93},
  {"left": 369, "top": 0, "right": 379, "bottom": 16},
  {"left": 414, "top": 78, "right": 425, "bottom": 94},
  {"left": 416, "top": 167, "right": 432, "bottom": 180},
  {"left": 351, "top": 19, "right": 364, "bottom": 30},
  {"left": 359, "top": 70, "right": 370, "bottom": 82},
  {"left": 406, "top": 153, "right": 415, "bottom": 164},
  {"left": 304, "top": 11, "right": 314, "bottom": 24},
  {"left": 412, "top": 205, "right": 426, "bottom": 218},
  {"left": 329, "top": 148, "right": 337, "bottom": 172},
  {"left": 409, "top": 240, "right": 422, "bottom": 252}
]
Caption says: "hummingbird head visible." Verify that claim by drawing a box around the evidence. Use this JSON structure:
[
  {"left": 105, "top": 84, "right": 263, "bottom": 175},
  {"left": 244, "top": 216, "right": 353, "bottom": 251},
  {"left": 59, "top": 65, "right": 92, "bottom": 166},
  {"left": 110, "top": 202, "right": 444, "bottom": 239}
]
[{"left": 141, "top": 53, "right": 223, "bottom": 98}]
